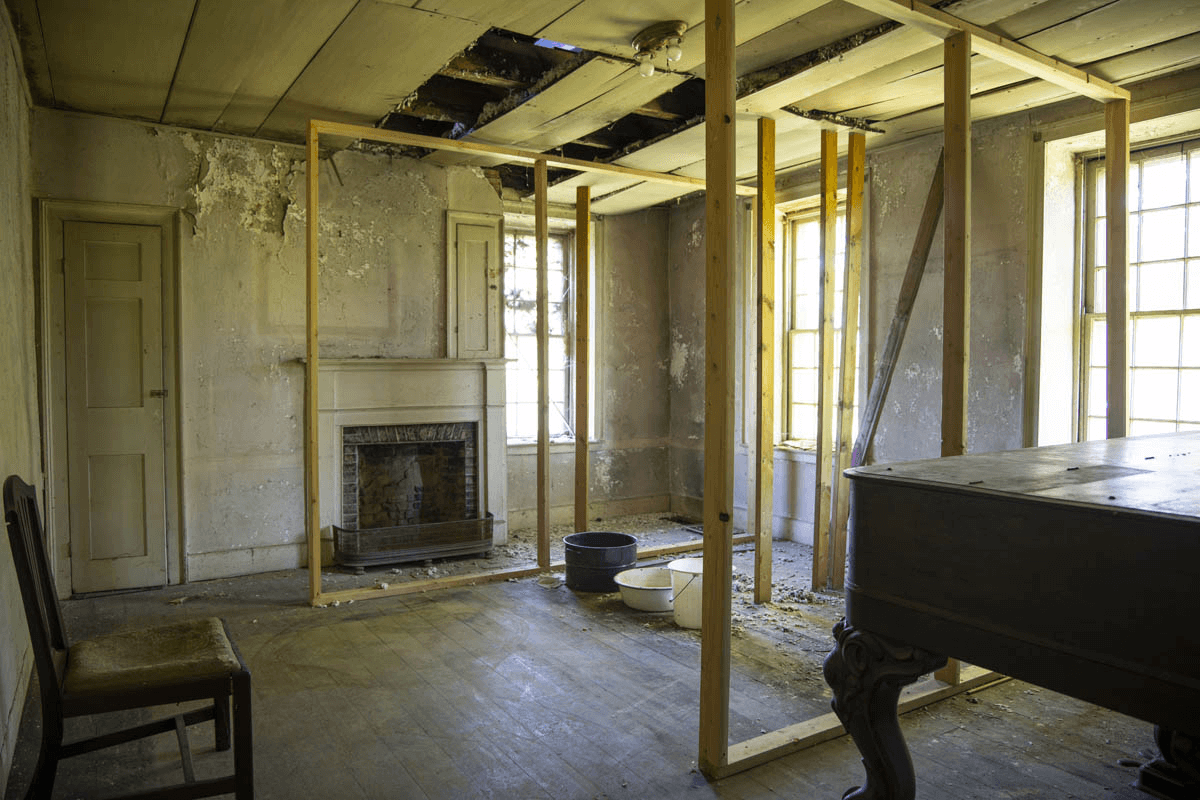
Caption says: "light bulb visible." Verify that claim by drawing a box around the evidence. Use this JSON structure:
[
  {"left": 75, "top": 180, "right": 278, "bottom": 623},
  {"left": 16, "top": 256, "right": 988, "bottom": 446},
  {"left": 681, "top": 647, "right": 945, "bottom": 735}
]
[
  {"left": 636, "top": 52, "right": 655, "bottom": 77},
  {"left": 665, "top": 39, "right": 682, "bottom": 62}
]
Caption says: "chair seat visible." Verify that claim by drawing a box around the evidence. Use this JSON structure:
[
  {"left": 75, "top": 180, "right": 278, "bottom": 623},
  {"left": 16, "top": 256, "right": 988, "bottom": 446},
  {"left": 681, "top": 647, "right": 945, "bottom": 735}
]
[{"left": 65, "top": 617, "right": 242, "bottom": 698}]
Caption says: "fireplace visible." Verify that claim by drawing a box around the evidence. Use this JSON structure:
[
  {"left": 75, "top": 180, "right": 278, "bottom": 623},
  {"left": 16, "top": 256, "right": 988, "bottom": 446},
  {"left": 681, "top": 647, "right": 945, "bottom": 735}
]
[
  {"left": 333, "top": 422, "right": 492, "bottom": 569},
  {"left": 317, "top": 358, "right": 508, "bottom": 568}
]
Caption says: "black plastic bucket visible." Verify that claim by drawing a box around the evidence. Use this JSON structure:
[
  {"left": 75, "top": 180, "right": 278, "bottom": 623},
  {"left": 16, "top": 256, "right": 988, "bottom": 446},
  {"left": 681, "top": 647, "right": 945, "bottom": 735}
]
[{"left": 563, "top": 531, "right": 638, "bottom": 592}]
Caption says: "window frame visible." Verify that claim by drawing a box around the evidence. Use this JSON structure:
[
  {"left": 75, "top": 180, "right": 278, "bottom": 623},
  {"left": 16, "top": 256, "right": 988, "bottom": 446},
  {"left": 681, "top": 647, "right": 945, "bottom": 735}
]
[
  {"left": 502, "top": 225, "right": 579, "bottom": 444},
  {"left": 1078, "top": 136, "right": 1200, "bottom": 438}
]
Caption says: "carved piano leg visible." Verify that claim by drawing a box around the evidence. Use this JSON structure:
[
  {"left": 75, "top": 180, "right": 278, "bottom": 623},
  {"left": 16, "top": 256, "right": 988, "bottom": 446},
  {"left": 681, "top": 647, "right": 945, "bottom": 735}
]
[
  {"left": 1137, "top": 726, "right": 1200, "bottom": 800},
  {"left": 824, "top": 619, "right": 947, "bottom": 800}
]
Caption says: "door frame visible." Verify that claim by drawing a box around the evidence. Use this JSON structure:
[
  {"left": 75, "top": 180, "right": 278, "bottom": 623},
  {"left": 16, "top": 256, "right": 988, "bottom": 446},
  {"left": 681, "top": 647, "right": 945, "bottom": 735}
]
[{"left": 38, "top": 199, "right": 183, "bottom": 596}]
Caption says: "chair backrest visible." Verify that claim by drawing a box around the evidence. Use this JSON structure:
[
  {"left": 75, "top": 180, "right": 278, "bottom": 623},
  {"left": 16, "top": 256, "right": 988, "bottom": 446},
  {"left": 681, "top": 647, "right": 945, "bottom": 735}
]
[{"left": 4, "top": 475, "right": 69, "bottom": 722}]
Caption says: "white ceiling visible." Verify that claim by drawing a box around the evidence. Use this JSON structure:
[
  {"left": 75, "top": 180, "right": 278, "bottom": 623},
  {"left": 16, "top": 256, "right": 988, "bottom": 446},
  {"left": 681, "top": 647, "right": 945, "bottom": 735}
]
[{"left": 6, "top": 0, "right": 1200, "bottom": 211}]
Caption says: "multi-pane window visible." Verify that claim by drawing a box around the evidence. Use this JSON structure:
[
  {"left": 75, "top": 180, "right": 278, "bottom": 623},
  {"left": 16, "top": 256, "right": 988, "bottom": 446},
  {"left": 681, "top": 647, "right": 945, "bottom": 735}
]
[
  {"left": 503, "top": 230, "right": 573, "bottom": 440},
  {"left": 782, "top": 205, "right": 852, "bottom": 445},
  {"left": 1081, "top": 139, "right": 1200, "bottom": 439}
]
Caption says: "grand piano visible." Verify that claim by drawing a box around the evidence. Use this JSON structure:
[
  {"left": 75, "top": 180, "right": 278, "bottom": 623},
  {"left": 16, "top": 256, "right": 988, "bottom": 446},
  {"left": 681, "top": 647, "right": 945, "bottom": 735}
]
[{"left": 824, "top": 432, "right": 1200, "bottom": 799}]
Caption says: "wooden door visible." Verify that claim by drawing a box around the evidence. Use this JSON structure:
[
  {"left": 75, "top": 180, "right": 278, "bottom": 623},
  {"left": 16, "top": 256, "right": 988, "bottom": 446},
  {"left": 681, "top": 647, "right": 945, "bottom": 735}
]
[{"left": 64, "top": 221, "right": 167, "bottom": 592}]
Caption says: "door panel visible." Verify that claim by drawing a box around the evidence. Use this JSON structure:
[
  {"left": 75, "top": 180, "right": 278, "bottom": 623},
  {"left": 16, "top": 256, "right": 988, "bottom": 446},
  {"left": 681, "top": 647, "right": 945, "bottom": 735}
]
[{"left": 64, "top": 220, "right": 166, "bottom": 592}]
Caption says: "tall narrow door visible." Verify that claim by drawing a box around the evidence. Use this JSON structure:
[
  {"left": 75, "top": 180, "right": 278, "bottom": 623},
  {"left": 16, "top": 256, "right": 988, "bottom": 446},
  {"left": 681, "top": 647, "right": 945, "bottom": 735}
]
[{"left": 64, "top": 221, "right": 168, "bottom": 592}]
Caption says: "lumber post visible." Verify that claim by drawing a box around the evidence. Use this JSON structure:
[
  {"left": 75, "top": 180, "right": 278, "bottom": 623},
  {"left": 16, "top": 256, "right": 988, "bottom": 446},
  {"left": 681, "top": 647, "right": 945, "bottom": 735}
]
[
  {"left": 536, "top": 160, "right": 551, "bottom": 568},
  {"left": 574, "top": 187, "right": 591, "bottom": 533},
  {"left": 850, "top": 150, "right": 944, "bottom": 467},
  {"left": 305, "top": 122, "right": 322, "bottom": 605},
  {"left": 1105, "top": 98, "right": 1130, "bottom": 439},
  {"left": 937, "top": 30, "right": 972, "bottom": 686},
  {"left": 831, "top": 131, "right": 865, "bottom": 590},
  {"left": 812, "top": 128, "right": 838, "bottom": 592},
  {"left": 754, "top": 116, "right": 776, "bottom": 604},
  {"left": 699, "top": 0, "right": 736, "bottom": 777}
]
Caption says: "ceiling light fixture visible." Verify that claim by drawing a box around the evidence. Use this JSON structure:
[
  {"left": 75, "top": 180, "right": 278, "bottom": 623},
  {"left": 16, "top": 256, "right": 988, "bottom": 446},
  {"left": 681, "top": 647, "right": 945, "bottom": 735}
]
[{"left": 632, "top": 20, "right": 686, "bottom": 78}]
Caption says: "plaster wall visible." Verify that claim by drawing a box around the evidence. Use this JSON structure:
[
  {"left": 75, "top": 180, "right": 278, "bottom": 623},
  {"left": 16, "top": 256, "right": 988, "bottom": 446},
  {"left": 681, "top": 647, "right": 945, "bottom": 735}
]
[
  {"left": 0, "top": 6, "right": 37, "bottom": 786},
  {"left": 505, "top": 209, "right": 673, "bottom": 526},
  {"left": 31, "top": 109, "right": 502, "bottom": 581}
]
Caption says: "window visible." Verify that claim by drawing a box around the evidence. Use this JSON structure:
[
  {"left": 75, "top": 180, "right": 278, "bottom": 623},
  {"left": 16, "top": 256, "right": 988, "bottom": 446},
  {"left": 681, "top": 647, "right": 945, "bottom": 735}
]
[
  {"left": 782, "top": 204, "right": 854, "bottom": 446},
  {"left": 503, "top": 229, "right": 573, "bottom": 441},
  {"left": 1080, "top": 138, "right": 1200, "bottom": 439}
]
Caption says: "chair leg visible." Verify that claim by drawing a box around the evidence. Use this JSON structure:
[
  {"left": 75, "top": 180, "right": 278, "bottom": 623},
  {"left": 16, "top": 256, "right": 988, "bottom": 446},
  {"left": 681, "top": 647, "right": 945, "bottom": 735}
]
[
  {"left": 214, "top": 692, "right": 231, "bottom": 752},
  {"left": 25, "top": 721, "right": 62, "bottom": 800},
  {"left": 232, "top": 672, "right": 254, "bottom": 799}
]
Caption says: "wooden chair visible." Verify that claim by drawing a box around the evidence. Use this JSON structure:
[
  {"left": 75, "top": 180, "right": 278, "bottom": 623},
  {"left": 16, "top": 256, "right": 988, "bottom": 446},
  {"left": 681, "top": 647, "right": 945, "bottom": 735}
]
[{"left": 3, "top": 474, "right": 253, "bottom": 799}]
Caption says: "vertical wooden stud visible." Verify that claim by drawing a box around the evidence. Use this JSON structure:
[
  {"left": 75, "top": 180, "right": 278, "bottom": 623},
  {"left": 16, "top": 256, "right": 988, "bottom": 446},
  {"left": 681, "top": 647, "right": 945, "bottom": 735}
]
[
  {"left": 937, "top": 30, "right": 972, "bottom": 686},
  {"left": 1105, "top": 98, "right": 1130, "bottom": 439},
  {"left": 812, "top": 128, "right": 838, "bottom": 593},
  {"left": 575, "top": 187, "right": 591, "bottom": 533},
  {"left": 832, "top": 131, "right": 865, "bottom": 590},
  {"left": 699, "top": 0, "right": 736, "bottom": 777},
  {"left": 305, "top": 123, "right": 322, "bottom": 605},
  {"left": 536, "top": 160, "right": 551, "bottom": 568},
  {"left": 753, "top": 117, "right": 776, "bottom": 604}
]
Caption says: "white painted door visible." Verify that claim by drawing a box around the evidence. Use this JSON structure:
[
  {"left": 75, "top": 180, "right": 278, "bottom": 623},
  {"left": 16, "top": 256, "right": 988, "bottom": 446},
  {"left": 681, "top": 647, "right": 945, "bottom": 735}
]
[{"left": 64, "top": 221, "right": 167, "bottom": 592}]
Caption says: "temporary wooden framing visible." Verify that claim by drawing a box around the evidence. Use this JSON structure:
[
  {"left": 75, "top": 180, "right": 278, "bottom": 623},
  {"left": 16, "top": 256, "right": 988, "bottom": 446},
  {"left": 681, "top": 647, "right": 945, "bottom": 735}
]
[
  {"left": 831, "top": 131, "right": 866, "bottom": 590},
  {"left": 536, "top": 160, "right": 551, "bottom": 568},
  {"left": 700, "top": 0, "right": 1132, "bottom": 780},
  {"left": 752, "top": 117, "right": 776, "bottom": 605},
  {"left": 302, "top": 119, "right": 755, "bottom": 607},
  {"left": 698, "top": 0, "right": 737, "bottom": 775},
  {"left": 811, "top": 129, "right": 839, "bottom": 592},
  {"left": 574, "top": 186, "right": 591, "bottom": 532}
]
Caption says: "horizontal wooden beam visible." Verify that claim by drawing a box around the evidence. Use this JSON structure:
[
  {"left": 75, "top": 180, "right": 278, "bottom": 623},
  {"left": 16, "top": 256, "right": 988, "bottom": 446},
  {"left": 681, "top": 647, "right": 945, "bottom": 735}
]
[
  {"left": 312, "top": 118, "right": 757, "bottom": 196},
  {"left": 842, "top": 0, "right": 1129, "bottom": 102},
  {"left": 714, "top": 665, "right": 999, "bottom": 778}
]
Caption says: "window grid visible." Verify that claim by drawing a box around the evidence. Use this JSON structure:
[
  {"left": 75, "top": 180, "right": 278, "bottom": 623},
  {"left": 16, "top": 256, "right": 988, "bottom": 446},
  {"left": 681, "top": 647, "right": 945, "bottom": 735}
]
[
  {"left": 1081, "top": 140, "right": 1200, "bottom": 439},
  {"left": 783, "top": 206, "right": 855, "bottom": 446},
  {"left": 503, "top": 231, "right": 573, "bottom": 441}
]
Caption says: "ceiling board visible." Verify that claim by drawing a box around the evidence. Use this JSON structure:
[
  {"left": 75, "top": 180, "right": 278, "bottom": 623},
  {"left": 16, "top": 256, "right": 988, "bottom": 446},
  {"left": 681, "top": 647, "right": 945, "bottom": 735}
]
[
  {"left": 589, "top": 180, "right": 697, "bottom": 214},
  {"left": 1020, "top": 0, "right": 1200, "bottom": 65},
  {"left": 168, "top": 0, "right": 358, "bottom": 134},
  {"left": 545, "top": 171, "right": 643, "bottom": 204},
  {"left": 37, "top": 0, "right": 194, "bottom": 119},
  {"left": 1088, "top": 31, "right": 1200, "bottom": 84},
  {"left": 723, "top": 1, "right": 887, "bottom": 78},
  {"left": 424, "top": 58, "right": 681, "bottom": 168},
  {"left": 536, "top": 0, "right": 706, "bottom": 61},
  {"left": 987, "top": 0, "right": 1115, "bottom": 40},
  {"left": 413, "top": 0, "right": 581, "bottom": 38},
  {"left": 257, "top": 1, "right": 486, "bottom": 140}
]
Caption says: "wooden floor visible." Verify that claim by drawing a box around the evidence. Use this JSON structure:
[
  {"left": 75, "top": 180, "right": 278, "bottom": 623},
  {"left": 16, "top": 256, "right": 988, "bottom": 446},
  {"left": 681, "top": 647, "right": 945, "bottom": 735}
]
[{"left": 8, "top": 564, "right": 1158, "bottom": 799}]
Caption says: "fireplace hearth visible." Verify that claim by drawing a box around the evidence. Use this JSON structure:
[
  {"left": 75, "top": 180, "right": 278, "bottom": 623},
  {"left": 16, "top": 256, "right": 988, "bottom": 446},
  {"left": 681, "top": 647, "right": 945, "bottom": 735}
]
[{"left": 334, "top": 421, "right": 493, "bottom": 571}]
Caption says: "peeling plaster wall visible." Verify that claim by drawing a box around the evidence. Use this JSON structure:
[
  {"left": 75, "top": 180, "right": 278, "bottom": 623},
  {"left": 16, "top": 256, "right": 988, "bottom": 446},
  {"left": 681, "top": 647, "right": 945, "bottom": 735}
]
[
  {"left": 0, "top": 7, "right": 36, "bottom": 786},
  {"left": 867, "top": 116, "right": 1030, "bottom": 463},
  {"left": 505, "top": 209, "right": 672, "bottom": 526},
  {"left": 32, "top": 108, "right": 501, "bottom": 581}
]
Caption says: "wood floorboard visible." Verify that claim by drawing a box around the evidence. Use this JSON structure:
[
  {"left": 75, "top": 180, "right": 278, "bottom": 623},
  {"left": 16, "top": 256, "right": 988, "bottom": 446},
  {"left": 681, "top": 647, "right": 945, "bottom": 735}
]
[{"left": 7, "top": 535, "right": 1162, "bottom": 800}]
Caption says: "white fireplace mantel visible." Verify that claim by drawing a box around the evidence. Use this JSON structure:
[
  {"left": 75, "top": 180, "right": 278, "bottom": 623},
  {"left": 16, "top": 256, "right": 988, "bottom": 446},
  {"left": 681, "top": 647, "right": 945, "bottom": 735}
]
[{"left": 316, "top": 358, "right": 508, "bottom": 549}]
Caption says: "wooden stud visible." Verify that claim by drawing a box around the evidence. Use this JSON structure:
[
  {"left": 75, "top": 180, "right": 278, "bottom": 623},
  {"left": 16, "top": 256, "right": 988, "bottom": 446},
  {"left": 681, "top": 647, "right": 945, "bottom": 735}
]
[
  {"left": 1105, "top": 98, "right": 1130, "bottom": 440},
  {"left": 536, "top": 160, "right": 551, "bottom": 568},
  {"left": 753, "top": 117, "right": 776, "bottom": 605},
  {"left": 851, "top": 150, "right": 944, "bottom": 467},
  {"left": 812, "top": 128, "right": 838, "bottom": 593},
  {"left": 699, "top": 0, "right": 736, "bottom": 777},
  {"left": 831, "top": 131, "right": 865, "bottom": 590},
  {"left": 937, "top": 30, "right": 972, "bottom": 686},
  {"left": 574, "top": 187, "right": 591, "bottom": 533},
  {"left": 305, "top": 122, "right": 322, "bottom": 606},
  {"left": 309, "top": 118, "right": 757, "bottom": 196}
]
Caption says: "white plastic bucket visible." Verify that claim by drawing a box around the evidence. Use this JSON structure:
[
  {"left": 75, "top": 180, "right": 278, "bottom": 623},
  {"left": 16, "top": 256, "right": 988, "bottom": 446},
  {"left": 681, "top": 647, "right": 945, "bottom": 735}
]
[{"left": 667, "top": 557, "right": 704, "bottom": 629}]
